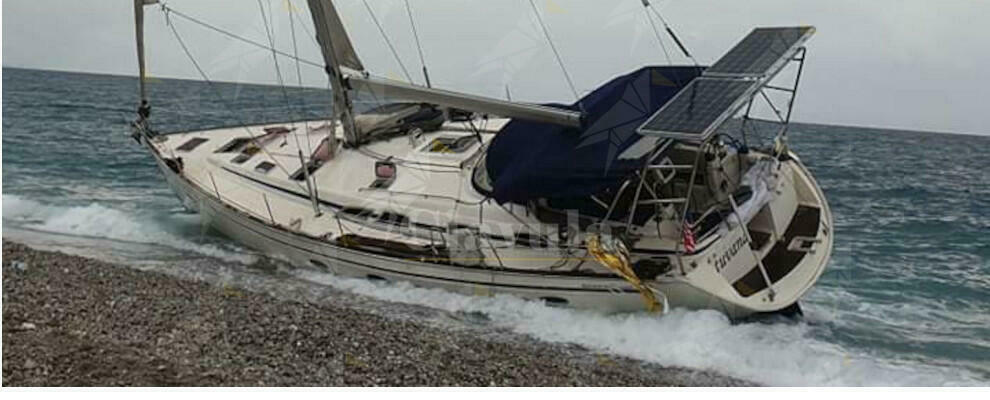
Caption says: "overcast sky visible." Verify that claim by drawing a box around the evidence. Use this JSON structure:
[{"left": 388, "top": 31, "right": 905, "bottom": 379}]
[{"left": 3, "top": 0, "right": 989, "bottom": 135}]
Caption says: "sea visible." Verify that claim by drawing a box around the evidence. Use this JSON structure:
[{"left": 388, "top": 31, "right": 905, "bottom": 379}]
[{"left": 2, "top": 67, "right": 989, "bottom": 386}]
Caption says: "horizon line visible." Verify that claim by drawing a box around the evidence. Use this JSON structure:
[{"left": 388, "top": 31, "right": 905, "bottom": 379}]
[{"left": 3, "top": 64, "right": 987, "bottom": 139}]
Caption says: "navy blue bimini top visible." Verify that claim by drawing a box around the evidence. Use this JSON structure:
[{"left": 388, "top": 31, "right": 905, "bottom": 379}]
[{"left": 485, "top": 66, "right": 703, "bottom": 204}]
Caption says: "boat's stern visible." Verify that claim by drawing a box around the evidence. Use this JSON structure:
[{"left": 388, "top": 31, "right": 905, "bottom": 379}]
[{"left": 676, "top": 152, "right": 833, "bottom": 316}]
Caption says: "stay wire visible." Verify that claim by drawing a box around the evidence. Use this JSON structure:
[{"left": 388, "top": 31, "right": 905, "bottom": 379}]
[
  {"left": 404, "top": 0, "right": 431, "bottom": 87},
  {"left": 257, "top": 0, "right": 295, "bottom": 123},
  {"left": 645, "top": 1, "right": 699, "bottom": 67},
  {"left": 163, "top": 8, "right": 305, "bottom": 191},
  {"left": 258, "top": 0, "right": 312, "bottom": 170},
  {"left": 641, "top": 3, "right": 673, "bottom": 66},
  {"left": 362, "top": 0, "right": 414, "bottom": 83},
  {"left": 527, "top": 0, "right": 581, "bottom": 103},
  {"left": 286, "top": 0, "right": 315, "bottom": 157},
  {"left": 160, "top": 4, "right": 323, "bottom": 69}
]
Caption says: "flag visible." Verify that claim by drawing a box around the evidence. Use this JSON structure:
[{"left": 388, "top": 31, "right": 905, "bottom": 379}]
[{"left": 683, "top": 221, "right": 696, "bottom": 253}]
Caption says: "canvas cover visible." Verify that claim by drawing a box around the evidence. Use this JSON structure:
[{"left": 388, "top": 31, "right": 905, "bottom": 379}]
[{"left": 485, "top": 66, "right": 703, "bottom": 204}]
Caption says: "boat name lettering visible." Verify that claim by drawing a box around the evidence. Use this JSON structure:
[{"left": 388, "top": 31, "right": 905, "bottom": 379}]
[{"left": 708, "top": 234, "right": 750, "bottom": 273}]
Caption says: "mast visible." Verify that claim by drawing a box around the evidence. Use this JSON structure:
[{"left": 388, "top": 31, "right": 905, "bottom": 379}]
[
  {"left": 306, "top": 0, "right": 363, "bottom": 145},
  {"left": 305, "top": 0, "right": 584, "bottom": 136}
]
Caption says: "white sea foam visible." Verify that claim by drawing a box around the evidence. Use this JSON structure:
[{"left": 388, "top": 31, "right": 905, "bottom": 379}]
[
  {"left": 2, "top": 194, "right": 255, "bottom": 264},
  {"left": 297, "top": 270, "right": 986, "bottom": 386}
]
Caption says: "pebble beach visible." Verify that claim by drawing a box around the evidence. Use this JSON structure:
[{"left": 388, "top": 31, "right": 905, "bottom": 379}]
[{"left": 1, "top": 240, "right": 750, "bottom": 386}]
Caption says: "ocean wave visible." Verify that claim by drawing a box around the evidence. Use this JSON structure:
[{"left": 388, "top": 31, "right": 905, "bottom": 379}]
[
  {"left": 296, "top": 271, "right": 986, "bottom": 386},
  {"left": 2, "top": 194, "right": 256, "bottom": 264}
]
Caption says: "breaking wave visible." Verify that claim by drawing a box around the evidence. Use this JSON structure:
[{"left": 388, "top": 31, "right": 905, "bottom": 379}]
[
  {"left": 297, "top": 270, "right": 986, "bottom": 386},
  {"left": 2, "top": 194, "right": 256, "bottom": 264}
]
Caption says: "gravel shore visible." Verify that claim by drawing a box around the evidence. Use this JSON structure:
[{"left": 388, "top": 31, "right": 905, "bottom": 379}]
[{"left": 2, "top": 239, "right": 751, "bottom": 386}]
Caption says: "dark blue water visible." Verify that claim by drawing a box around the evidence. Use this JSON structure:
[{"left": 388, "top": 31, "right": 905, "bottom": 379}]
[{"left": 3, "top": 67, "right": 988, "bottom": 385}]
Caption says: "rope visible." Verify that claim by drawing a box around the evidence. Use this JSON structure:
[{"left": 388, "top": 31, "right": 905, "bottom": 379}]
[
  {"left": 526, "top": 0, "right": 581, "bottom": 102},
  {"left": 586, "top": 235, "right": 665, "bottom": 313},
  {"left": 362, "top": 0, "right": 414, "bottom": 83}
]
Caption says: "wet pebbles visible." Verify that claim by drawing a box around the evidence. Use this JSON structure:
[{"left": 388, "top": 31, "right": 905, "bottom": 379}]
[{"left": 2, "top": 240, "right": 750, "bottom": 386}]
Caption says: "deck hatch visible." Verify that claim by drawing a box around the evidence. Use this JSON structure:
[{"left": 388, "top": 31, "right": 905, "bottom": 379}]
[
  {"left": 215, "top": 137, "right": 252, "bottom": 153},
  {"left": 421, "top": 136, "right": 477, "bottom": 154},
  {"left": 254, "top": 161, "right": 275, "bottom": 174},
  {"left": 176, "top": 137, "right": 208, "bottom": 152}
]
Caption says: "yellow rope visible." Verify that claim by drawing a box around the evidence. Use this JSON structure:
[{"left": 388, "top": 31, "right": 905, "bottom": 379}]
[{"left": 586, "top": 234, "right": 664, "bottom": 313}]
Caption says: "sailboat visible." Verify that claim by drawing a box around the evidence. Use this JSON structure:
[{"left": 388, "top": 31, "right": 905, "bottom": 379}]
[{"left": 131, "top": 0, "right": 833, "bottom": 318}]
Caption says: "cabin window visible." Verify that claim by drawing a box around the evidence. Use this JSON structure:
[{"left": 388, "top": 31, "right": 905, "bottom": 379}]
[
  {"left": 215, "top": 137, "right": 252, "bottom": 153},
  {"left": 176, "top": 137, "right": 208, "bottom": 152},
  {"left": 290, "top": 160, "right": 323, "bottom": 181},
  {"left": 231, "top": 145, "right": 262, "bottom": 164},
  {"left": 377, "top": 212, "right": 409, "bottom": 227},
  {"left": 471, "top": 154, "right": 494, "bottom": 195},
  {"left": 340, "top": 207, "right": 409, "bottom": 227},
  {"left": 231, "top": 153, "right": 253, "bottom": 164},
  {"left": 254, "top": 161, "right": 275, "bottom": 174},
  {"left": 422, "top": 136, "right": 476, "bottom": 154},
  {"left": 514, "top": 232, "right": 549, "bottom": 248},
  {"left": 540, "top": 297, "right": 569, "bottom": 307}
]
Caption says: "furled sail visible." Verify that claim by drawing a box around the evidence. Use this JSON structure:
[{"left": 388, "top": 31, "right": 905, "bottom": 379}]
[
  {"left": 306, "top": 0, "right": 583, "bottom": 140},
  {"left": 306, "top": 0, "right": 364, "bottom": 72},
  {"left": 133, "top": 0, "right": 159, "bottom": 103},
  {"left": 306, "top": 0, "right": 362, "bottom": 145}
]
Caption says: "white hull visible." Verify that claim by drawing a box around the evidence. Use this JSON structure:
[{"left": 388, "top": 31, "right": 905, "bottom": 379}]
[{"left": 141, "top": 120, "right": 833, "bottom": 318}]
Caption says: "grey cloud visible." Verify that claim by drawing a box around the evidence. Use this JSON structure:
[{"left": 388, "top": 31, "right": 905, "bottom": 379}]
[{"left": 2, "top": 0, "right": 987, "bottom": 135}]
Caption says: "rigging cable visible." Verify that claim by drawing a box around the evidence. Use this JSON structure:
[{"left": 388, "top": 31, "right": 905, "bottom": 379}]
[
  {"left": 362, "top": 0, "right": 414, "bottom": 83},
  {"left": 643, "top": 0, "right": 699, "bottom": 67},
  {"left": 286, "top": 0, "right": 315, "bottom": 157},
  {"left": 640, "top": 1, "right": 673, "bottom": 66},
  {"left": 159, "top": 4, "right": 323, "bottom": 69},
  {"left": 258, "top": 0, "right": 315, "bottom": 200},
  {"left": 404, "top": 0, "right": 432, "bottom": 88},
  {"left": 162, "top": 6, "right": 306, "bottom": 191},
  {"left": 526, "top": 0, "right": 581, "bottom": 103},
  {"left": 639, "top": 0, "right": 684, "bottom": 88},
  {"left": 257, "top": 0, "right": 296, "bottom": 126}
]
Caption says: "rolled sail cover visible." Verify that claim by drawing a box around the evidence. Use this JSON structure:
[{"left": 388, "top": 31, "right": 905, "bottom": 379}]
[{"left": 486, "top": 66, "right": 703, "bottom": 204}]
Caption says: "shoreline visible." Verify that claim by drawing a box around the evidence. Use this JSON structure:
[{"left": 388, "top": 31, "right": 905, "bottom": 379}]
[{"left": 1, "top": 239, "right": 752, "bottom": 386}]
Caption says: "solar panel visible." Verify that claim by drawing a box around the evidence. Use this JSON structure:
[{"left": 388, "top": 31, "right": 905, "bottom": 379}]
[
  {"left": 705, "top": 27, "right": 814, "bottom": 77},
  {"left": 636, "top": 78, "right": 756, "bottom": 141}
]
